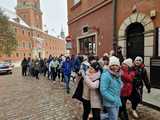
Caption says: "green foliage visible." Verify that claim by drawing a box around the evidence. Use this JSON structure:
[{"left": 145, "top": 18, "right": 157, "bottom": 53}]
[{"left": 0, "top": 9, "right": 17, "bottom": 56}]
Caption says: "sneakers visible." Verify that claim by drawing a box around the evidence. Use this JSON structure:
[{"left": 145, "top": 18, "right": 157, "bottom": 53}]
[{"left": 132, "top": 110, "right": 139, "bottom": 118}]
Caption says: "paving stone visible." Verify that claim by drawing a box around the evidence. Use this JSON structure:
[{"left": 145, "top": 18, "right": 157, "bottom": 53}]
[{"left": 0, "top": 68, "right": 160, "bottom": 120}]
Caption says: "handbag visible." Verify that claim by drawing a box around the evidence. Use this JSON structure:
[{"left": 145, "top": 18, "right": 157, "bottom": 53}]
[{"left": 72, "top": 77, "right": 84, "bottom": 102}]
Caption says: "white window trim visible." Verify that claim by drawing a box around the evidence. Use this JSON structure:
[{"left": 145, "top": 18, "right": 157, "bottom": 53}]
[{"left": 73, "top": 0, "right": 80, "bottom": 5}]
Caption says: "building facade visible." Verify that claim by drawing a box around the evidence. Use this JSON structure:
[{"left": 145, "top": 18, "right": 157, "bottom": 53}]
[
  {"left": 67, "top": 0, "right": 113, "bottom": 56},
  {"left": 116, "top": 0, "right": 160, "bottom": 88},
  {"left": 0, "top": 0, "right": 65, "bottom": 63},
  {"left": 68, "top": 0, "right": 160, "bottom": 88}
]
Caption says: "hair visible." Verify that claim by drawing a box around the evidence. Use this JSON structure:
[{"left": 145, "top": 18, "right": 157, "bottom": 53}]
[
  {"left": 103, "top": 56, "right": 109, "bottom": 61},
  {"left": 90, "top": 62, "right": 103, "bottom": 73},
  {"left": 88, "top": 55, "right": 96, "bottom": 63}
]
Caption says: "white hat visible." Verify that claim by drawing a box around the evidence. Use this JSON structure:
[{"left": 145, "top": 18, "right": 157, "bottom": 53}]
[
  {"left": 109, "top": 56, "right": 120, "bottom": 66},
  {"left": 123, "top": 58, "right": 133, "bottom": 67},
  {"left": 103, "top": 53, "right": 109, "bottom": 57},
  {"left": 134, "top": 56, "right": 143, "bottom": 62}
]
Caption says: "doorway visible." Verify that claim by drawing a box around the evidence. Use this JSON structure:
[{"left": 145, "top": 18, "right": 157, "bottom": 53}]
[{"left": 126, "top": 22, "right": 144, "bottom": 59}]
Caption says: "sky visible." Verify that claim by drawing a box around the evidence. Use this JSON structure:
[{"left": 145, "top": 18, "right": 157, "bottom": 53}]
[{"left": 0, "top": 0, "right": 68, "bottom": 37}]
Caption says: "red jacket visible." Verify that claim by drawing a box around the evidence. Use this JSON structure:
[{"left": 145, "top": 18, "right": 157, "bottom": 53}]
[{"left": 121, "top": 68, "right": 136, "bottom": 97}]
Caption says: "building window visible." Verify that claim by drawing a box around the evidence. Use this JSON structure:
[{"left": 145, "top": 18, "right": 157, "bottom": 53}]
[
  {"left": 22, "top": 30, "right": 25, "bottom": 34},
  {"left": 29, "top": 43, "right": 32, "bottom": 48},
  {"left": 28, "top": 32, "right": 30, "bottom": 36},
  {"left": 82, "top": 26, "right": 89, "bottom": 33},
  {"left": 73, "top": 0, "right": 80, "bottom": 5},
  {"left": 16, "top": 53, "right": 19, "bottom": 57},
  {"left": 23, "top": 42, "right": 25, "bottom": 48},
  {"left": 79, "top": 35, "right": 96, "bottom": 55},
  {"left": 23, "top": 2, "right": 26, "bottom": 5}
]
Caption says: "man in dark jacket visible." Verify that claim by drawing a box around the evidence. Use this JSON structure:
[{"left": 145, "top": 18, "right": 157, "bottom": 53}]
[
  {"left": 62, "top": 56, "right": 72, "bottom": 93},
  {"left": 21, "top": 57, "right": 28, "bottom": 76}
]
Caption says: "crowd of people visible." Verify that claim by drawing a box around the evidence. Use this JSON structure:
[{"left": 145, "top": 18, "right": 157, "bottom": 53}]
[
  {"left": 71, "top": 49, "right": 151, "bottom": 120},
  {"left": 20, "top": 47, "right": 151, "bottom": 120}
]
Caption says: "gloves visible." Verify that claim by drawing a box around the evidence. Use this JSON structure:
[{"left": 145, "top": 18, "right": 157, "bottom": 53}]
[{"left": 148, "top": 89, "right": 151, "bottom": 93}]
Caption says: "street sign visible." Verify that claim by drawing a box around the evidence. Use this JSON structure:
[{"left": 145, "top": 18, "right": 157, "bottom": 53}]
[
  {"left": 66, "top": 42, "right": 72, "bottom": 49},
  {"left": 66, "top": 35, "right": 72, "bottom": 49},
  {"left": 66, "top": 35, "right": 72, "bottom": 42}
]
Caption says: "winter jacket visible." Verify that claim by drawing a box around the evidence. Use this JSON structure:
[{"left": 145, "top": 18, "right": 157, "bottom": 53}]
[
  {"left": 100, "top": 69, "right": 122, "bottom": 107},
  {"left": 62, "top": 60, "right": 72, "bottom": 75},
  {"left": 83, "top": 70, "right": 102, "bottom": 108},
  {"left": 79, "top": 61, "right": 90, "bottom": 79},
  {"left": 49, "top": 60, "right": 59, "bottom": 72},
  {"left": 121, "top": 67, "right": 136, "bottom": 97},
  {"left": 131, "top": 64, "right": 151, "bottom": 102},
  {"left": 73, "top": 57, "right": 81, "bottom": 73}
]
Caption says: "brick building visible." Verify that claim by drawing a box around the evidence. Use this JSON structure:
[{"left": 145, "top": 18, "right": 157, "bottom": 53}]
[
  {"left": 68, "top": 0, "right": 160, "bottom": 88},
  {"left": 0, "top": 0, "right": 65, "bottom": 63},
  {"left": 67, "top": 0, "right": 113, "bottom": 56},
  {"left": 116, "top": 0, "right": 160, "bottom": 88}
]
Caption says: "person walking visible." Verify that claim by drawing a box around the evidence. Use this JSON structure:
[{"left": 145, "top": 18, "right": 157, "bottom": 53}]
[
  {"left": 33, "top": 58, "right": 40, "bottom": 80},
  {"left": 62, "top": 56, "right": 72, "bottom": 93},
  {"left": 100, "top": 56, "right": 123, "bottom": 120},
  {"left": 49, "top": 57, "right": 59, "bottom": 81},
  {"left": 83, "top": 62, "right": 102, "bottom": 120},
  {"left": 119, "top": 58, "right": 136, "bottom": 120},
  {"left": 21, "top": 57, "right": 28, "bottom": 76},
  {"left": 130, "top": 56, "right": 151, "bottom": 118}
]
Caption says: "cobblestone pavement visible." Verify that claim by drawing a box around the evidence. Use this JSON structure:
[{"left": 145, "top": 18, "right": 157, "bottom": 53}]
[
  {"left": 0, "top": 68, "right": 160, "bottom": 120},
  {"left": 0, "top": 68, "right": 80, "bottom": 120}
]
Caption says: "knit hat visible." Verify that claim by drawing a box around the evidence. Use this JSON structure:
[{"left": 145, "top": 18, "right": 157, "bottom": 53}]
[
  {"left": 123, "top": 58, "right": 133, "bottom": 67},
  {"left": 134, "top": 56, "right": 143, "bottom": 62},
  {"left": 103, "top": 53, "right": 109, "bottom": 57},
  {"left": 109, "top": 56, "right": 120, "bottom": 67}
]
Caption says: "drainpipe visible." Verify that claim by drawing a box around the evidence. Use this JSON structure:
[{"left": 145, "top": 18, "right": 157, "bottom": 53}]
[{"left": 112, "top": 0, "right": 117, "bottom": 55}]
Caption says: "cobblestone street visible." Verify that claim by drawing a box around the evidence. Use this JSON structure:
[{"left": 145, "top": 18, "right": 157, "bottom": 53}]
[
  {"left": 0, "top": 68, "right": 80, "bottom": 120},
  {"left": 0, "top": 68, "right": 160, "bottom": 120}
]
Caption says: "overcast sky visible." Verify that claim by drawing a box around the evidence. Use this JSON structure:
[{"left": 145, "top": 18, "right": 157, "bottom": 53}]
[{"left": 0, "top": 0, "right": 68, "bottom": 37}]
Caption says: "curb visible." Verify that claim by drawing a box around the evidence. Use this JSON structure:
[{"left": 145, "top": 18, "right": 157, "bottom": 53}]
[{"left": 142, "top": 101, "right": 160, "bottom": 111}]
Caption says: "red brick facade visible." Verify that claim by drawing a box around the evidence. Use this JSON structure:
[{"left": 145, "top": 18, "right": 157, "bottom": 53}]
[
  {"left": 116, "top": 0, "right": 160, "bottom": 30},
  {"left": 67, "top": 0, "right": 113, "bottom": 56},
  {"left": 116, "top": 0, "right": 160, "bottom": 81}
]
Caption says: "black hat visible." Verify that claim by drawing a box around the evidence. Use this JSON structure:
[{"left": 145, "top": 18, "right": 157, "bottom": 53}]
[{"left": 90, "top": 62, "right": 102, "bottom": 72}]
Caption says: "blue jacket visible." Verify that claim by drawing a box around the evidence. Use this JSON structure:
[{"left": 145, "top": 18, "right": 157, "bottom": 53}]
[
  {"left": 62, "top": 60, "right": 72, "bottom": 75},
  {"left": 100, "top": 70, "right": 122, "bottom": 107}
]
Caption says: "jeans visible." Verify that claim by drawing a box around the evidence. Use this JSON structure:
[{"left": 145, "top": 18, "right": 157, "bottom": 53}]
[
  {"left": 64, "top": 74, "right": 71, "bottom": 90},
  {"left": 104, "top": 106, "right": 119, "bottom": 120}
]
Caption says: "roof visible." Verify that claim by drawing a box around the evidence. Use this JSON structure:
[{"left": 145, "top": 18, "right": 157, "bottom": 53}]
[{"left": 0, "top": 7, "right": 30, "bottom": 28}]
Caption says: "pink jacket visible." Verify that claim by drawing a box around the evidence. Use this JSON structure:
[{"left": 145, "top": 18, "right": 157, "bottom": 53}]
[{"left": 83, "top": 70, "right": 102, "bottom": 108}]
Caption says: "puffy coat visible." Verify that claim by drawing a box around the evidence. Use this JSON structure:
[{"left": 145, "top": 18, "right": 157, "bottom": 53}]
[
  {"left": 121, "top": 67, "right": 136, "bottom": 97},
  {"left": 62, "top": 60, "right": 72, "bottom": 75},
  {"left": 100, "top": 70, "right": 122, "bottom": 107}
]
